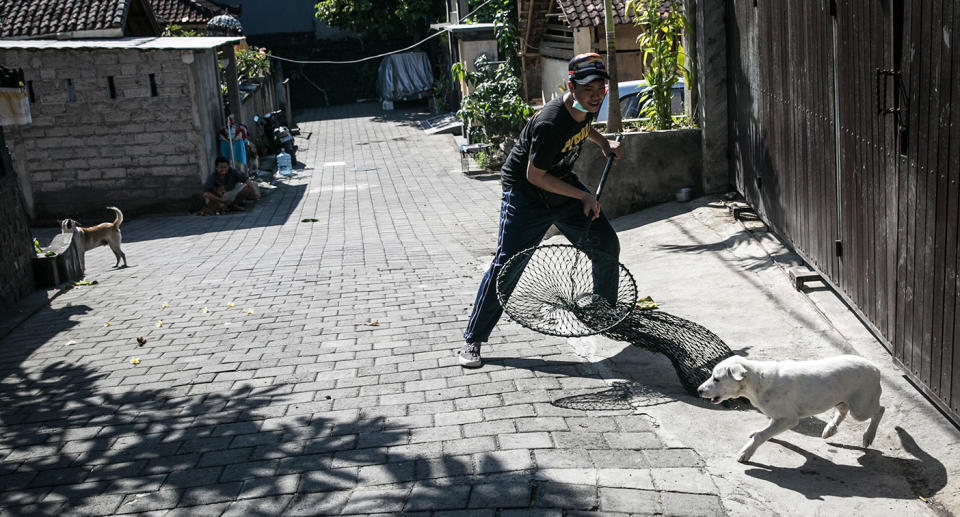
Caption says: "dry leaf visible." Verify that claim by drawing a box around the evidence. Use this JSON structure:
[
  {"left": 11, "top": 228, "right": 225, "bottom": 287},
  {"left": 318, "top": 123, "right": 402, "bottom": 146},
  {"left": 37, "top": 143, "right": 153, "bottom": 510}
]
[
  {"left": 130, "top": 358, "right": 140, "bottom": 365},
  {"left": 162, "top": 302, "right": 168, "bottom": 308},
  {"left": 156, "top": 321, "right": 163, "bottom": 328},
  {"left": 227, "top": 302, "right": 234, "bottom": 308},
  {"left": 104, "top": 322, "right": 111, "bottom": 327},
  {"left": 136, "top": 336, "right": 147, "bottom": 346},
  {"left": 66, "top": 339, "right": 76, "bottom": 346},
  {"left": 246, "top": 309, "right": 253, "bottom": 315},
  {"left": 203, "top": 307, "right": 210, "bottom": 313}
]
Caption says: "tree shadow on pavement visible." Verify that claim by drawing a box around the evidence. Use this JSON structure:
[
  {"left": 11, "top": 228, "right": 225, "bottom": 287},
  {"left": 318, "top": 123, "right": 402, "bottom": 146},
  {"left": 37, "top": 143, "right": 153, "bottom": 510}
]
[
  {"left": 29, "top": 181, "right": 308, "bottom": 246},
  {"left": 118, "top": 181, "right": 308, "bottom": 244},
  {"left": 0, "top": 357, "right": 656, "bottom": 515},
  {"left": 0, "top": 303, "right": 90, "bottom": 382},
  {"left": 742, "top": 427, "right": 947, "bottom": 501},
  {"left": 372, "top": 106, "right": 434, "bottom": 129}
]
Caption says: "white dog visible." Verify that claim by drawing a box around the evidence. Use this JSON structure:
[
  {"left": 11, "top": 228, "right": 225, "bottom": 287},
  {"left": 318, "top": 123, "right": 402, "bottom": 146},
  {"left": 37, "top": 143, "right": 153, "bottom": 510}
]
[{"left": 698, "top": 355, "right": 884, "bottom": 463}]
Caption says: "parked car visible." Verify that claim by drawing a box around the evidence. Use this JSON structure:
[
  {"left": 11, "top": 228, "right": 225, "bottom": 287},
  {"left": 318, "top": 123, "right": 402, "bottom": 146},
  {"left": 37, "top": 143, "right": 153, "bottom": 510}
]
[{"left": 595, "top": 80, "right": 685, "bottom": 122}]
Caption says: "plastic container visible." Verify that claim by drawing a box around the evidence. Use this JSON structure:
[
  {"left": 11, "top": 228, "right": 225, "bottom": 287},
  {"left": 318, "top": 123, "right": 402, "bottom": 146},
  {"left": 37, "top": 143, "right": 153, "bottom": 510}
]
[{"left": 277, "top": 149, "right": 293, "bottom": 177}]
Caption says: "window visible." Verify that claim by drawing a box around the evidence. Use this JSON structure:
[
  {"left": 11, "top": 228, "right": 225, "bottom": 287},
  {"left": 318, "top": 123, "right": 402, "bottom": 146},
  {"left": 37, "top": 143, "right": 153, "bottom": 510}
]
[
  {"left": 148, "top": 74, "right": 158, "bottom": 97},
  {"left": 107, "top": 76, "right": 116, "bottom": 99},
  {"left": 66, "top": 78, "right": 76, "bottom": 102},
  {"left": 27, "top": 80, "right": 35, "bottom": 103}
]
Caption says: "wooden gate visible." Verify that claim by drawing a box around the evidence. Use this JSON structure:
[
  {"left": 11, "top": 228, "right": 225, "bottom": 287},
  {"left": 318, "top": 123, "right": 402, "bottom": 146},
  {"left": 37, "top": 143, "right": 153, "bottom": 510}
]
[
  {"left": 892, "top": 0, "right": 960, "bottom": 416},
  {"left": 728, "top": 0, "right": 840, "bottom": 281},
  {"left": 727, "top": 0, "right": 960, "bottom": 423}
]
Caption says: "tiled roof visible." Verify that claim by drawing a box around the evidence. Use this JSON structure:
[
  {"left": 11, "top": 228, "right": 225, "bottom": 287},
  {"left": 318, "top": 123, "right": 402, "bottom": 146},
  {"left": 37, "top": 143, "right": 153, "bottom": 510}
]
[
  {"left": 0, "top": 0, "right": 158, "bottom": 38},
  {"left": 557, "top": 0, "right": 632, "bottom": 28},
  {"left": 149, "top": 0, "right": 230, "bottom": 25}
]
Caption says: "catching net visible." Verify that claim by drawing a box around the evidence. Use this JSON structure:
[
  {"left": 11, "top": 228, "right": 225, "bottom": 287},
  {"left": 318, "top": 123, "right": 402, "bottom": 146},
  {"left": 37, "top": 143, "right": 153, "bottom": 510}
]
[
  {"left": 602, "top": 310, "right": 734, "bottom": 394},
  {"left": 496, "top": 244, "right": 637, "bottom": 337}
]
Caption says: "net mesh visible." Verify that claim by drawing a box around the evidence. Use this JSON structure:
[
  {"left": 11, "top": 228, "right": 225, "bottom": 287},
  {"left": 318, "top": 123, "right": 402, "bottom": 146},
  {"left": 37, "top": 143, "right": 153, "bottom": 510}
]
[
  {"left": 497, "top": 244, "right": 638, "bottom": 337},
  {"left": 601, "top": 310, "right": 734, "bottom": 394}
]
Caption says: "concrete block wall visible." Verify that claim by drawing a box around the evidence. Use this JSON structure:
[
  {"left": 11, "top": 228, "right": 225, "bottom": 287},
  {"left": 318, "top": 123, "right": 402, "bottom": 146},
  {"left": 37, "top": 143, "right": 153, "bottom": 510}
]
[
  {"left": 573, "top": 128, "right": 703, "bottom": 219},
  {"left": 0, "top": 173, "right": 35, "bottom": 310},
  {"left": 0, "top": 48, "right": 221, "bottom": 221}
]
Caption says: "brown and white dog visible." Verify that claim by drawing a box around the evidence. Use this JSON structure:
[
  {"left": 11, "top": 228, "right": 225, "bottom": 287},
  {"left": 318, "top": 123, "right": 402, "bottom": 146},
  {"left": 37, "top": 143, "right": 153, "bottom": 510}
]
[
  {"left": 60, "top": 206, "right": 128, "bottom": 270},
  {"left": 192, "top": 186, "right": 228, "bottom": 216}
]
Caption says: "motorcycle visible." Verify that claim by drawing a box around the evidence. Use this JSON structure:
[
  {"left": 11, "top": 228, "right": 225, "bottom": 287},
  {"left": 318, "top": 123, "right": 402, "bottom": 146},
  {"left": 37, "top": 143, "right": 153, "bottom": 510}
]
[{"left": 253, "top": 110, "right": 297, "bottom": 163}]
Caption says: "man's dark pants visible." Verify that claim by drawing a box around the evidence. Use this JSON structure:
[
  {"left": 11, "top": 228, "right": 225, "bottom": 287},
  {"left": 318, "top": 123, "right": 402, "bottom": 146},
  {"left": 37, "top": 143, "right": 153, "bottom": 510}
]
[{"left": 463, "top": 182, "right": 620, "bottom": 344}]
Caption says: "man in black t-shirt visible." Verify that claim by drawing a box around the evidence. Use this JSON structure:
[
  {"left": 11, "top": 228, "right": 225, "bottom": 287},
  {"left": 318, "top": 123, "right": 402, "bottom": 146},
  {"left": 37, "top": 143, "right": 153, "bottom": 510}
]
[{"left": 459, "top": 53, "right": 623, "bottom": 368}]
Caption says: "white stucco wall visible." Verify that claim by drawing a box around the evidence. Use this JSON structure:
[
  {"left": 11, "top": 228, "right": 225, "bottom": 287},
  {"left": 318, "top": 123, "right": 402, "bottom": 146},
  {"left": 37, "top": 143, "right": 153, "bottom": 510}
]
[{"left": 540, "top": 57, "right": 569, "bottom": 102}]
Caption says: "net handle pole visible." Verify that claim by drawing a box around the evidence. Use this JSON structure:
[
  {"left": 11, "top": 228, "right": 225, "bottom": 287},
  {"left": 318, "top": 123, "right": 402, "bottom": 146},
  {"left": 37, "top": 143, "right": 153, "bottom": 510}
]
[
  {"left": 593, "top": 133, "right": 623, "bottom": 202},
  {"left": 577, "top": 133, "right": 623, "bottom": 247}
]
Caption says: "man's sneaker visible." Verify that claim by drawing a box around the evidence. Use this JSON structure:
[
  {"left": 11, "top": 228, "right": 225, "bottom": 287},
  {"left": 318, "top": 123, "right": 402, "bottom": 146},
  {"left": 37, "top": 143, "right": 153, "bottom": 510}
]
[{"left": 458, "top": 342, "right": 482, "bottom": 368}]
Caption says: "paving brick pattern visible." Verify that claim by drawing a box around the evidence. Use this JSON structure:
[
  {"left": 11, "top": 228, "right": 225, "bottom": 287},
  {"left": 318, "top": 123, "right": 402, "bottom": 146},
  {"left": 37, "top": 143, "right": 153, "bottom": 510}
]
[{"left": 0, "top": 103, "right": 723, "bottom": 515}]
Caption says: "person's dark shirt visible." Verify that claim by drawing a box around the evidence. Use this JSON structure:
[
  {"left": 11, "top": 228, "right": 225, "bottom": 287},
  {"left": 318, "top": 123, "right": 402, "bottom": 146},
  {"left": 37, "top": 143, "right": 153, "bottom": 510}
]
[
  {"left": 501, "top": 95, "right": 594, "bottom": 195},
  {"left": 203, "top": 167, "right": 247, "bottom": 194}
]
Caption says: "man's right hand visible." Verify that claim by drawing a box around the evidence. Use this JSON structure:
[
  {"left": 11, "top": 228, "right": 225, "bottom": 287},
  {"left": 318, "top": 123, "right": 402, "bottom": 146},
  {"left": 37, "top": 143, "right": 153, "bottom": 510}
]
[{"left": 581, "top": 194, "right": 601, "bottom": 220}]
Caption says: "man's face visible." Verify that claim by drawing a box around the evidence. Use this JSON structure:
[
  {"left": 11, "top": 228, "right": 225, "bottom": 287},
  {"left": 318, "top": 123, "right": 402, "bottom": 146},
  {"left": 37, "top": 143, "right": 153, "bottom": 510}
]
[
  {"left": 215, "top": 162, "right": 229, "bottom": 177},
  {"left": 570, "top": 79, "right": 607, "bottom": 113}
]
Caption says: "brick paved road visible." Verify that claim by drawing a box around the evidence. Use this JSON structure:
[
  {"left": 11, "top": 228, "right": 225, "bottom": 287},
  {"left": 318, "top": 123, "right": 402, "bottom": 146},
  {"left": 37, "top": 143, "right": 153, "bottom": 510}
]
[{"left": 1, "top": 103, "right": 723, "bottom": 516}]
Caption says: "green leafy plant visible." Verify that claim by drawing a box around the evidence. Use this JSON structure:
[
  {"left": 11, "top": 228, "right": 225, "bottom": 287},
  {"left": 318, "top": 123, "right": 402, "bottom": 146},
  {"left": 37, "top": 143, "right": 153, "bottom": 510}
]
[
  {"left": 627, "top": 0, "right": 687, "bottom": 130},
  {"left": 314, "top": 0, "right": 442, "bottom": 41},
  {"left": 236, "top": 47, "right": 270, "bottom": 80},
  {"left": 432, "top": 73, "right": 453, "bottom": 113},
  {"left": 162, "top": 24, "right": 200, "bottom": 37},
  {"left": 453, "top": 55, "right": 533, "bottom": 146},
  {"left": 33, "top": 237, "right": 53, "bottom": 257}
]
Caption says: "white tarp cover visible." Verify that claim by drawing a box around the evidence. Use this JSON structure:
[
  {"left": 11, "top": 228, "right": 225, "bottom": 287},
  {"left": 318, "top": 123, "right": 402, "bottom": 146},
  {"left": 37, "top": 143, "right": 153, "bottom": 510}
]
[
  {"left": 377, "top": 52, "right": 434, "bottom": 102},
  {"left": 0, "top": 88, "right": 31, "bottom": 125}
]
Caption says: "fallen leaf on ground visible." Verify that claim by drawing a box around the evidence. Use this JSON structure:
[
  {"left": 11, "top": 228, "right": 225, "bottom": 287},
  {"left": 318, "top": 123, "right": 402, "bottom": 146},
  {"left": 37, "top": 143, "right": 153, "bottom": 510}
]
[
  {"left": 227, "top": 302, "right": 234, "bottom": 308},
  {"left": 203, "top": 307, "right": 210, "bottom": 313},
  {"left": 636, "top": 296, "right": 659, "bottom": 310},
  {"left": 162, "top": 302, "right": 168, "bottom": 308},
  {"left": 156, "top": 321, "right": 163, "bottom": 328},
  {"left": 246, "top": 309, "right": 253, "bottom": 315},
  {"left": 104, "top": 322, "right": 111, "bottom": 327},
  {"left": 66, "top": 339, "right": 76, "bottom": 346},
  {"left": 136, "top": 336, "right": 147, "bottom": 346},
  {"left": 361, "top": 320, "right": 379, "bottom": 326},
  {"left": 130, "top": 358, "right": 140, "bottom": 365}
]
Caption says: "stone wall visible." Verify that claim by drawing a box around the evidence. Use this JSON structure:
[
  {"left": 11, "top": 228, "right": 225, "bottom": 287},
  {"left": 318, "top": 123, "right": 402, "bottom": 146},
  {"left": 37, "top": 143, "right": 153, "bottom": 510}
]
[
  {"left": 573, "top": 129, "right": 703, "bottom": 219},
  {"left": 0, "top": 172, "right": 34, "bottom": 310},
  {"left": 0, "top": 47, "right": 223, "bottom": 221}
]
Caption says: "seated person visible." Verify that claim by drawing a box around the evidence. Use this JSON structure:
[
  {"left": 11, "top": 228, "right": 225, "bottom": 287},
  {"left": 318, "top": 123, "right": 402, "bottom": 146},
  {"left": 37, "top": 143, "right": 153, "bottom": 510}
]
[{"left": 203, "top": 156, "right": 260, "bottom": 211}]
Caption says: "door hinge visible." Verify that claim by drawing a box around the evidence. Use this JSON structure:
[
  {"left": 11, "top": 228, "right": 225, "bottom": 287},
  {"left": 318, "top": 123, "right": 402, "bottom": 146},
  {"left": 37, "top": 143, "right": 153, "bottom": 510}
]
[{"left": 835, "top": 240, "right": 843, "bottom": 257}]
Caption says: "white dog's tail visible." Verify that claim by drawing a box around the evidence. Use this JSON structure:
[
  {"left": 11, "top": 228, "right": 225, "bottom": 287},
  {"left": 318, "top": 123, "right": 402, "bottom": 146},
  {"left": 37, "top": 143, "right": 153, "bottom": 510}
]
[{"left": 106, "top": 206, "right": 123, "bottom": 227}]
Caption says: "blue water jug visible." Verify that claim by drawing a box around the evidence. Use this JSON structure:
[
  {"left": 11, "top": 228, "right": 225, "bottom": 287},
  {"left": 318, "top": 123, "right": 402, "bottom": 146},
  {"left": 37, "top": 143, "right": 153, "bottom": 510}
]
[{"left": 277, "top": 149, "right": 293, "bottom": 176}]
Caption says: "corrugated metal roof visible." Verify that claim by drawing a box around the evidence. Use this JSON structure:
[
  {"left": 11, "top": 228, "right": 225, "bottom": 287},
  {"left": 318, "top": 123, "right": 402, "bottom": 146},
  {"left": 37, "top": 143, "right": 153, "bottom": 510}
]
[{"left": 0, "top": 36, "right": 243, "bottom": 49}]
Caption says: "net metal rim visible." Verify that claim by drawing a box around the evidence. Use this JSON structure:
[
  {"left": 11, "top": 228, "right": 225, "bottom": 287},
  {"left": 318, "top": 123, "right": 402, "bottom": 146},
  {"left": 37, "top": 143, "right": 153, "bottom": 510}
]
[{"left": 495, "top": 243, "right": 638, "bottom": 338}]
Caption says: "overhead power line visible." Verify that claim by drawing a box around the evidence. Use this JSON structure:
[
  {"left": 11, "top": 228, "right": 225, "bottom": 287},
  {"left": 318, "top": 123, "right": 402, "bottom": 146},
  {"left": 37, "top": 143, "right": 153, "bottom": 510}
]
[{"left": 263, "top": 0, "right": 496, "bottom": 65}]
